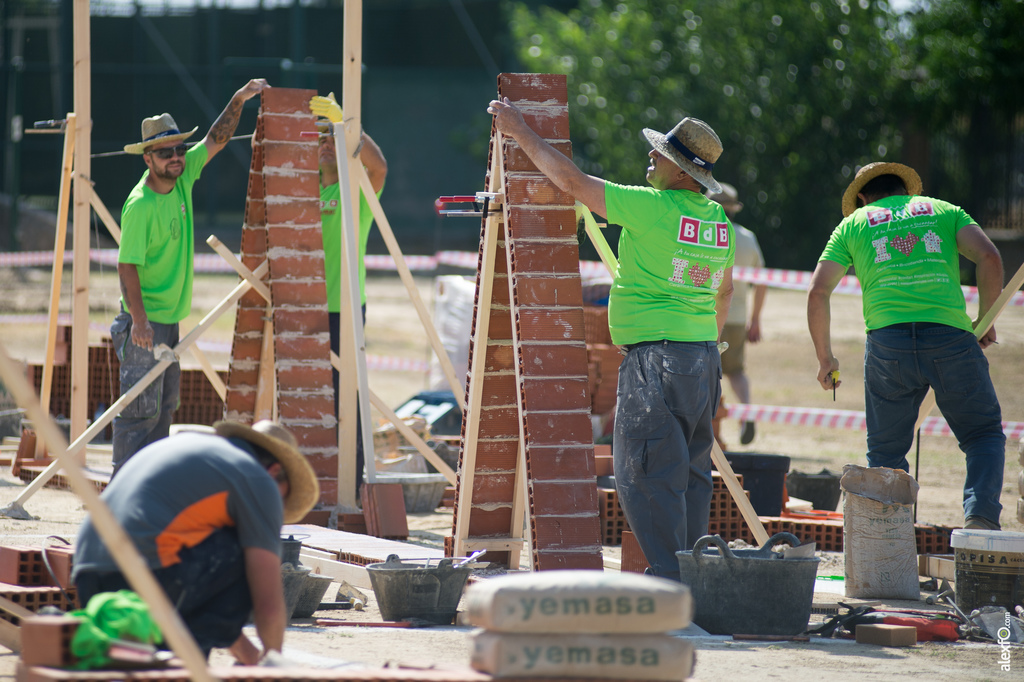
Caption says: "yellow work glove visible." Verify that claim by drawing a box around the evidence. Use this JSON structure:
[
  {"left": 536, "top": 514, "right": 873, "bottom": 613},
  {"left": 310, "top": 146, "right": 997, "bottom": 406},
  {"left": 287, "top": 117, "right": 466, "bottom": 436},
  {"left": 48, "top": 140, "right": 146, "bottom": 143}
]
[{"left": 309, "top": 92, "right": 343, "bottom": 123}]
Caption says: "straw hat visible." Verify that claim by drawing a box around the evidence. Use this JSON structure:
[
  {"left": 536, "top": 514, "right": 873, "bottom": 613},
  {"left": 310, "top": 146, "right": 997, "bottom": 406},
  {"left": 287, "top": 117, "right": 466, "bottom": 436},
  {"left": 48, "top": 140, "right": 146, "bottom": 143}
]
[
  {"left": 841, "top": 162, "right": 922, "bottom": 217},
  {"left": 643, "top": 117, "right": 723, "bottom": 194},
  {"left": 124, "top": 113, "right": 198, "bottom": 155},
  {"left": 214, "top": 420, "right": 319, "bottom": 524},
  {"left": 707, "top": 182, "right": 743, "bottom": 212}
]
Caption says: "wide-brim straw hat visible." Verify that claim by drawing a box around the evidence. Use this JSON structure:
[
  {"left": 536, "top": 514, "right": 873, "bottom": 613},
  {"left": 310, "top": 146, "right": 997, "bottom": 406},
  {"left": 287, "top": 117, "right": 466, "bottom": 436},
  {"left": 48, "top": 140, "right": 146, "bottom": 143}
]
[
  {"left": 707, "top": 182, "right": 742, "bottom": 212},
  {"left": 124, "top": 113, "right": 198, "bottom": 155},
  {"left": 842, "top": 162, "right": 922, "bottom": 217},
  {"left": 214, "top": 420, "right": 319, "bottom": 524},
  {"left": 643, "top": 117, "right": 723, "bottom": 194}
]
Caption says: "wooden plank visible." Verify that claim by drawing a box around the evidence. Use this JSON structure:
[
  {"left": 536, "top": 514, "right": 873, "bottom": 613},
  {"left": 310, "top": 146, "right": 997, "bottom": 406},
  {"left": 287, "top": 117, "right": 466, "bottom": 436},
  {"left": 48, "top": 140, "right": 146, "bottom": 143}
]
[
  {"left": 918, "top": 554, "right": 956, "bottom": 582},
  {"left": 359, "top": 169, "right": 465, "bottom": 409},
  {"left": 0, "top": 340, "right": 215, "bottom": 681},
  {"left": 36, "top": 113, "right": 76, "bottom": 459},
  {"left": 69, "top": 0, "right": 90, "bottom": 448},
  {"left": 453, "top": 136, "right": 506, "bottom": 560},
  {"left": 297, "top": 553, "right": 372, "bottom": 590}
]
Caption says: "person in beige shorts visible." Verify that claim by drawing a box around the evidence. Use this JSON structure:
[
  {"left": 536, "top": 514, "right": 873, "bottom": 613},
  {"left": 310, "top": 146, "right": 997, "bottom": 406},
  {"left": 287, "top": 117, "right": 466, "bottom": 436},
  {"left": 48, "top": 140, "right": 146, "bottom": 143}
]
[{"left": 708, "top": 184, "right": 766, "bottom": 445}]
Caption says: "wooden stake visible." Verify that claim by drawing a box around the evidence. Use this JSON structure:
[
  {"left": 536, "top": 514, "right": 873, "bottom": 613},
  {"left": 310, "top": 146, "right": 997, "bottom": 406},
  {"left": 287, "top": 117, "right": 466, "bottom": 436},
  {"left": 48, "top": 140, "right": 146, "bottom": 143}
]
[
  {"left": 0, "top": 342, "right": 216, "bottom": 682},
  {"left": 359, "top": 169, "right": 466, "bottom": 409},
  {"left": 453, "top": 136, "right": 522, "bottom": 563},
  {"left": 36, "top": 113, "right": 76, "bottom": 458},
  {"left": 69, "top": 0, "right": 91, "bottom": 454},
  {"left": 4, "top": 262, "right": 269, "bottom": 513}
]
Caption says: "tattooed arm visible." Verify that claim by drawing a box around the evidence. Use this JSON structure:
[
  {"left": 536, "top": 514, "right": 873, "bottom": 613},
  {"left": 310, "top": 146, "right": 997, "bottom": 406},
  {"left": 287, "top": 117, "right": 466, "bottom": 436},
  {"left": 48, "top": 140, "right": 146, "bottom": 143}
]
[{"left": 201, "top": 78, "right": 268, "bottom": 164}]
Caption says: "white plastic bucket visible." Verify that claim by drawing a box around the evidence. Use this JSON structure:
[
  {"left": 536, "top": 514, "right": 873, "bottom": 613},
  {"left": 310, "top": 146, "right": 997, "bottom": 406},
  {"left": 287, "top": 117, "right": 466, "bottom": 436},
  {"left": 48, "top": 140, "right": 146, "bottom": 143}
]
[{"left": 950, "top": 529, "right": 1024, "bottom": 614}]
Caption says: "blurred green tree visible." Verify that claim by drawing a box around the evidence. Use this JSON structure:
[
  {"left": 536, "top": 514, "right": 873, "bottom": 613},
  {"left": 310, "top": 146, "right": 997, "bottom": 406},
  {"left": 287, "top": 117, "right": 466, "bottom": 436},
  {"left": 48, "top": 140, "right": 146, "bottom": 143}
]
[{"left": 507, "top": 0, "right": 907, "bottom": 268}]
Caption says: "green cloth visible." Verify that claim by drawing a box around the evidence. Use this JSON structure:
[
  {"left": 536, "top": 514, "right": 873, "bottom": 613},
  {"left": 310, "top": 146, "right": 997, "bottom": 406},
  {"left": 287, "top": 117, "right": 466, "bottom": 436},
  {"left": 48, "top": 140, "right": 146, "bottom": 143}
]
[
  {"left": 68, "top": 590, "right": 162, "bottom": 670},
  {"left": 321, "top": 180, "right": 384, "bottom": 311},
  {"left": 117, "top": 143, "right": 207, "bottom": 324},
  {"left": 819, "top": 194, "right": 975, "bottom": 332},
  {"left": 603, "top": 182, "right": 735, "bottom": 345}
]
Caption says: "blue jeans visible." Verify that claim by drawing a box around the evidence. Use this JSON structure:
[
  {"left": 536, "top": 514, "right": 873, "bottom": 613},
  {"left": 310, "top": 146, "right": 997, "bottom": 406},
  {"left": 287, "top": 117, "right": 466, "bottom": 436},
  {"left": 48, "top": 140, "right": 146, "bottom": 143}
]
[
  {"left": 74, "top": 529, "right": 252, "bottom": 657},
  {"left": 110, "top": 310, "right": 180, "bottom": 475},
  {"left": 613, "top": 340, "right": 721, "bottom": 582},
  {"left": 864, "top": 323, "right": 1005, "bottom": 524}
]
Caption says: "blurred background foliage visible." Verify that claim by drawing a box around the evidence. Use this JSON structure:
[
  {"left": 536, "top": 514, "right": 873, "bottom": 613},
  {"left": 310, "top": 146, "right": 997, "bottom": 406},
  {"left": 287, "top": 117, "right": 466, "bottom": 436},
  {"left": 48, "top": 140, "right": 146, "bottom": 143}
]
[
  {"left": 1, "top": 0, "right": 1022, "bottom": 273},
  {"left": 509, "top": 0, "right": 1024, "bottom": 270}
]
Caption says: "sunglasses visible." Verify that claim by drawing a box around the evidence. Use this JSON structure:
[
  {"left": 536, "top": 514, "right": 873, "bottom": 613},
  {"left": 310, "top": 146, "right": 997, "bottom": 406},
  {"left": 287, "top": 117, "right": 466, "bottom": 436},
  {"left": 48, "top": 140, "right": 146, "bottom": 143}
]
[{"left": 148, "top": 144, "right": 188, "bottom": 160}]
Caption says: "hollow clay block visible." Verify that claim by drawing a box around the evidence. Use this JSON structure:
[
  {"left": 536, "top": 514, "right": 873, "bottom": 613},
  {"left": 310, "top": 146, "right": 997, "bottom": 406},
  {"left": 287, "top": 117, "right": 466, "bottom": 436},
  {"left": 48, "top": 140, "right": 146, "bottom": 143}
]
[
  {"left": 470, "top": 631, "right": 695, "bottom": 680},
  {"left": 855, "top": 624, "right": 917, "bottom": 647},
  {"left": 465, "top": 570, "right": 692, "bottom": 633}
]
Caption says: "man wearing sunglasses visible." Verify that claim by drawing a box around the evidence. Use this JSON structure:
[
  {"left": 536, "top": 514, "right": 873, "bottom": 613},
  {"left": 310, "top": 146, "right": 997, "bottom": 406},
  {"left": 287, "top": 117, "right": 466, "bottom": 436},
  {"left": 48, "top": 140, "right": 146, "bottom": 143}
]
[{"left": 111, "top": 78, "right": 268, "bottom": 474}]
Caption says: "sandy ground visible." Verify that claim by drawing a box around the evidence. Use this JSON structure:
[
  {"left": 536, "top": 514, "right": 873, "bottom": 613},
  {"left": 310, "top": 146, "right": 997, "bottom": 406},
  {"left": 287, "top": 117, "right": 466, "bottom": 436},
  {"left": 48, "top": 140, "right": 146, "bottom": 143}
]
[{"left": 0, "top": 266, "right": 1023, "bottom": 679}]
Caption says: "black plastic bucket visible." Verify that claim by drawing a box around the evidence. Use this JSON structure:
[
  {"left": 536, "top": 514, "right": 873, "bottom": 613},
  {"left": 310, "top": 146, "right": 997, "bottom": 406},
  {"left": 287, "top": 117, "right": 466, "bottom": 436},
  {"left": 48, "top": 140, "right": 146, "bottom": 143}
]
[
  {"left": 786, "top": 469, "right": 842, "bottom": 511},
  {"left": 721, "top": 452, "right": 791, "bottom": 516},
  {"left": 366, "top": 554, "right": 472, "bottom": 624},
  {"left": 677, "top": 533, "right": 819, "bottom": 635}
]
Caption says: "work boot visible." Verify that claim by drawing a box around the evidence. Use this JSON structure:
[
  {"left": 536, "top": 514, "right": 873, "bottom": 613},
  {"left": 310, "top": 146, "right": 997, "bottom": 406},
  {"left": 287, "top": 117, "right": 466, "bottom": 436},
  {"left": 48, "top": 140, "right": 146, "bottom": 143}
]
[
  {"left": 739, "top": 421, "right": 755, "bottom": 445},
  {"left": 964, "top": 515, "right": 1000, "bottom": 530}
]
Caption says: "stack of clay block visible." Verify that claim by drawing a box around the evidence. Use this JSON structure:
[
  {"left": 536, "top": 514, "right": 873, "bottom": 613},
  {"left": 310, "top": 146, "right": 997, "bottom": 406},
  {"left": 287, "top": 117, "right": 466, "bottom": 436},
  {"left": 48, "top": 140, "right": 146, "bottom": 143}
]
[
  {"left": 224, "top": 87, "right": 337, "bottom": 505},
  {"left": 0, "top": 545, "right": 77, "bottom": 620},
  {"left": 467, "top": 570, "right": 695, "bottom": 680},
  {"left": 451, "top": 73, "right": 603, "bottom": 571}
]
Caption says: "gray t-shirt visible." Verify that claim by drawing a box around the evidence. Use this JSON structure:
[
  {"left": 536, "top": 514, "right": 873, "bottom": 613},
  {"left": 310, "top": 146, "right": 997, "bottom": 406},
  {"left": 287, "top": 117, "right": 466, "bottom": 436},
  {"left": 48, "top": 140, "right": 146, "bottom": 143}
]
[{"left": 73, "top": 432, "right": 283, "bottom": 576}]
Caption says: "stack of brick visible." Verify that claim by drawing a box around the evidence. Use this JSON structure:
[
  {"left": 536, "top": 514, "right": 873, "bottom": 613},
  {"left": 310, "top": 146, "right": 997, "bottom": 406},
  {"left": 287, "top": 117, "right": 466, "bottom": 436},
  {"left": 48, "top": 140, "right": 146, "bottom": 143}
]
[
  {"left": 452, "top": 73, "right": 602, "bottom": 570},
  {"left": 29, "top": 357, "right": 226, "bottom": 440},
  {"left": 224, "top": 88, "right": 338, "bottom": 505},
  {"left": 0, "top": 545, "right": 77, "bottom": 621},
  {"left": 467, "top": 571, "right": 696, "bottom": 680}
]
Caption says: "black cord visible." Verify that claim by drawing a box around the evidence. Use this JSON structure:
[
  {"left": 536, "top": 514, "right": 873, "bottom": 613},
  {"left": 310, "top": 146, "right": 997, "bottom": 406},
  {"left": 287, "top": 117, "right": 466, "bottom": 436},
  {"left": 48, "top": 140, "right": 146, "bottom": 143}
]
[{"left": 42, "top": 535, "right": 75, "bottom": 610}]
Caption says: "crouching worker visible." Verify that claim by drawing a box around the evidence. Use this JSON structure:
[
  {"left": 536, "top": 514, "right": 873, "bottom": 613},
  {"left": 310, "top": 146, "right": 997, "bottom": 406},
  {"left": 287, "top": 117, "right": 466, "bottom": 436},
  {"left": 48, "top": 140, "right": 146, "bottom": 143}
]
[{"left": 72, "top": 420, "right": 319, "bottom": 664}]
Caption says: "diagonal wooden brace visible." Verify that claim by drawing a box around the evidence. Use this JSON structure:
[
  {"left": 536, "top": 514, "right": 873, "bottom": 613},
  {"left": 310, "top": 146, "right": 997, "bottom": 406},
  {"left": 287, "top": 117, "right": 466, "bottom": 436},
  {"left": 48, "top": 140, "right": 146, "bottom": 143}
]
[{"left": 2, "top": 261, "right": 270, "bottom": 516}]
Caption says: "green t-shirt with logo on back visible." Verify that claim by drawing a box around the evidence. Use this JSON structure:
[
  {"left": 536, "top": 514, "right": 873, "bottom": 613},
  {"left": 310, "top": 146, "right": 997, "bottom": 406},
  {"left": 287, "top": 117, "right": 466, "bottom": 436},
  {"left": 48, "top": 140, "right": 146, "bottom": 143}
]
[
  {"left": 604, "top": 182, "right": 735, "bottom": 345},
  {"left": 819, "top": 194, "right": 975, "bottom": 332},
  {"left": 117, "top": 143, "right": 207, "bottom": 325}
]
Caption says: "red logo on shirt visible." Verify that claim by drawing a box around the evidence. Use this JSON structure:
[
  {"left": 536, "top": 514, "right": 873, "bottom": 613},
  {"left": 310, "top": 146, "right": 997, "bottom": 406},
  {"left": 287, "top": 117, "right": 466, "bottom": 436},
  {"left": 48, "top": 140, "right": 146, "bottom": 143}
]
[
  {"left": 909, "top": 201, "right": 934, "bottom": 216},
  {"left": 891, "top": 233, "right": 919, "bottom": 256},
  {"left": 677, "top": 217, "right": 730, "bottom": 248},
  {"left": 867, "top": 208, "right": 892, "bottom": 226}
]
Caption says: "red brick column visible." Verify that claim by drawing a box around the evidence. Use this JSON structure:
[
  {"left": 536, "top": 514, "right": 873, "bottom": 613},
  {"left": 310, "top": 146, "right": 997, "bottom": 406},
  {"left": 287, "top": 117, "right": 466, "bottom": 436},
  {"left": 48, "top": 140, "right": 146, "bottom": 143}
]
[
  {"left": 225, "top": 88, "right": 338, "bottom": 506},
  {"left": 453, "top": 74, "right": 603, "bottom": 570}
]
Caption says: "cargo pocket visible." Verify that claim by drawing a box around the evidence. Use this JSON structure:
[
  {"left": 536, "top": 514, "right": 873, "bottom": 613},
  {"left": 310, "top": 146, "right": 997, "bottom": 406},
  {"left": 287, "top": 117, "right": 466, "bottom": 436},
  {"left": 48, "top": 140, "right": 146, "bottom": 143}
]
[{"left": 116, "top": 318, "right": 163, "bottom": 420}]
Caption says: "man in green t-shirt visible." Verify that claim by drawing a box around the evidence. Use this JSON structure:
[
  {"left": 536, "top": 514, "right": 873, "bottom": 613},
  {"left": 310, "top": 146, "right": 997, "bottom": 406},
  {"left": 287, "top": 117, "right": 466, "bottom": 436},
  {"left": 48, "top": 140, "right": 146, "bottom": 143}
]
[
  {"left": 808, "top": 161, "right": 1006, "bottom": 529},
  {"left": 309, "top": 93, "right": 388, "bottom": 495},
  {"left": 112, "top": 79, "right": 268, "bottom": 473},
  {"left": 489, "top": 98, "right": 734, "bottom": 581}
]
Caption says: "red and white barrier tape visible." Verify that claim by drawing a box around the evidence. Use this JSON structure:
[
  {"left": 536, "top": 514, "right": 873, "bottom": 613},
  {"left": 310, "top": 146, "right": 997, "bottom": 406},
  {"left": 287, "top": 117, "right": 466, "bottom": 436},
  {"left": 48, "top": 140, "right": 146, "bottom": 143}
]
[
  {"left": 5, "top": 249, "right": 1021, "bottom": 306},
  {"left": 727, "top": 402, "right": 1024, "bottom": 441}
]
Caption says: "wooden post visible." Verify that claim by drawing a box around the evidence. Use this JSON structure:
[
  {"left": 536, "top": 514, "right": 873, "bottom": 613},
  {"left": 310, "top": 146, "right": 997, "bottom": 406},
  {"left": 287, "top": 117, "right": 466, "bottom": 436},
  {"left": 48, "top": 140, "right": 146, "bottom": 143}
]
[
  {"left": 453, "top": 136, "right": 523, "bottom": 566},
  {"left": 36, "top": 114, "right": 76, "bottom": 457},
  {"left": 69, "top": 0, "right": 91, "bottom": 456},
  {"left": 0, "top": 343, "right": 216, "bottom": 682}
]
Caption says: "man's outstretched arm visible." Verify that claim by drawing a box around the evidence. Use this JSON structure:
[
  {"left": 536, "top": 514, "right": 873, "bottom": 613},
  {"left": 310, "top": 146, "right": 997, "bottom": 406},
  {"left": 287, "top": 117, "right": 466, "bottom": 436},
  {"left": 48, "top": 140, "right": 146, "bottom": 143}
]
[
  {"left": 202, "top": 78, "right": 268, "bottom": 164},
  {"left": 487, "top": 97, "right": 607, "bottom": 217}
]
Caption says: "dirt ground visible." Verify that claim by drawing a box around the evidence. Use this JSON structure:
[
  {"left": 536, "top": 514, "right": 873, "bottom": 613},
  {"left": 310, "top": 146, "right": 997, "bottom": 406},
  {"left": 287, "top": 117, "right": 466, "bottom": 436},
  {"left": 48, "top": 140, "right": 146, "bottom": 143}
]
[{"left": 0, "top": 265, "right": 1022, "bottom": 679}]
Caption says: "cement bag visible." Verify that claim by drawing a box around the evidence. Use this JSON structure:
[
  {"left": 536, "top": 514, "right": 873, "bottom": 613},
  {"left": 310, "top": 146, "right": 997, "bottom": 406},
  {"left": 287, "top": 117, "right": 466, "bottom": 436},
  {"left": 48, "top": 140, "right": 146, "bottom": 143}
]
[
  {"left": 428, "top": 275, "right": 475, "bottom": 392},
  {"left": 841, "top": 464, "right": 920, "bottom": 600},
  {"left": 470, "top": 631, "right": 695, "bottom": 680},
  {"left": 464, "top": 570, "right": 691, "bottom": 633}
]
